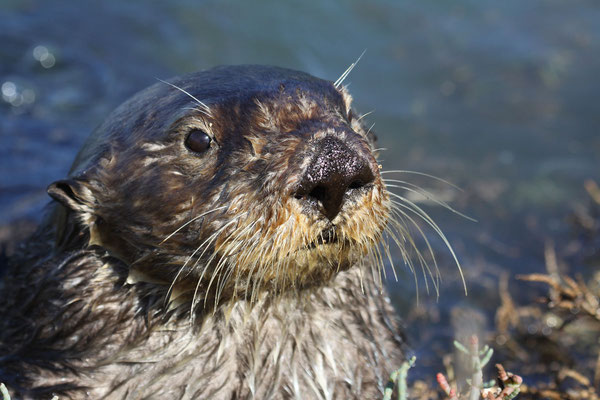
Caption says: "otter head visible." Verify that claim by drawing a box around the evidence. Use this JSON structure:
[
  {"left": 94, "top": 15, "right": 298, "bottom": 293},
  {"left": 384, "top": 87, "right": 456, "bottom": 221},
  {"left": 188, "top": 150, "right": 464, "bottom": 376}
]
[{"left": 47, "top": 65, "right": 391, "bottom": 309}]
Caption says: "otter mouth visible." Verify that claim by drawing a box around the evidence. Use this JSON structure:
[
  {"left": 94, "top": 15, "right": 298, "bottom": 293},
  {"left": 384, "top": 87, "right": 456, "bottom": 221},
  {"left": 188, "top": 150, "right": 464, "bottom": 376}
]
[{"left": 307, "top": 227, "right": 340, "bottom": 249}]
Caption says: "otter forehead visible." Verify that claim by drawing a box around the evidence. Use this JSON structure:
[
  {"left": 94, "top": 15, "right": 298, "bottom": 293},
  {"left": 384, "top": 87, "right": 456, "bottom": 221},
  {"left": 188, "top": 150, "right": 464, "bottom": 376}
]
[
  {"left": 176, "top": 65, "right": 345, "bottom": 108},
  {"left": 71, "top": 65, "right": 349, "bottom": 175}
]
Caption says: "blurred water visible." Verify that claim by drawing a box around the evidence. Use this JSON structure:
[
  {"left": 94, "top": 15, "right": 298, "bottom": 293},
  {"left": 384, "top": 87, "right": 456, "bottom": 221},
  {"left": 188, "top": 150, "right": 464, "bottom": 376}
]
[{"left": 1, "top": 0, "right": 599, "bottom": 373}]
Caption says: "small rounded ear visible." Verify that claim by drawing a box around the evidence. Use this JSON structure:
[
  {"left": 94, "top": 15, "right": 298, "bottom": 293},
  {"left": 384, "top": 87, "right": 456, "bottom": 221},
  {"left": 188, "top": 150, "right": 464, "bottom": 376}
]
[{"left": 47, "top": 179, "right": 95, "bottom": 213}]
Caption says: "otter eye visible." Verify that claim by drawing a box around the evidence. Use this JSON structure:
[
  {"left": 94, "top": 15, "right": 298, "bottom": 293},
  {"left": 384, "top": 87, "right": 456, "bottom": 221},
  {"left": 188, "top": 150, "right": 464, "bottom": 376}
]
[{"left": 185, "top": 129, "right": 211, "bottom": 153}]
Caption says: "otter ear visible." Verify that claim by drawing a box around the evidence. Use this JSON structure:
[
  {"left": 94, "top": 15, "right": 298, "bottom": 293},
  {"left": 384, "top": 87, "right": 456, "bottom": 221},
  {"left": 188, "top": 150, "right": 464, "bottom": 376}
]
[{"left": 47, "top": 179, "right": 95, "bottom": 213}]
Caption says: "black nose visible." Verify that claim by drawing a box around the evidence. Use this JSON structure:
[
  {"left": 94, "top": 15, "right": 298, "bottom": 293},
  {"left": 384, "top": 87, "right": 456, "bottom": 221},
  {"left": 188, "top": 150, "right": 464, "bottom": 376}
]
[{"left": 294, "top": 136, "right": 375, "bottom": 220}]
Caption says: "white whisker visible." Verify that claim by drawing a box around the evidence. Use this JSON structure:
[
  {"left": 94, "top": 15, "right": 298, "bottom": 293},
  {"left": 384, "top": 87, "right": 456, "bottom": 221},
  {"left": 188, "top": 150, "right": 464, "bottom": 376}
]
[
  {"left": 383, "top": 181, "right": 474, "bottom": 221},
  {"left": 334, "top": 49, "right": 367, "bottom": 88},
  {"left": 161, "top": 206, "right": 227, "bottom": 245},
  {"left": 388, "top": 192, "right": 466, "bottom": 295},
  {"left": 157, "top": 78, "right": 212, "bottom": 116},
  {"left": 380, "top": 170, "right": 463, "bottom": 191},
  {"left": 357, "top": 110, "right": 374, "bottom": 121}
]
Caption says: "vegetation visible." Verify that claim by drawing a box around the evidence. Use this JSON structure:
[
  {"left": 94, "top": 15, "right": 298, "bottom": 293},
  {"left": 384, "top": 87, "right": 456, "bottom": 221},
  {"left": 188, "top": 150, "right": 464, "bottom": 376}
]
[{"left": 385, "top": 181, "right": 600, "bottom": 399}]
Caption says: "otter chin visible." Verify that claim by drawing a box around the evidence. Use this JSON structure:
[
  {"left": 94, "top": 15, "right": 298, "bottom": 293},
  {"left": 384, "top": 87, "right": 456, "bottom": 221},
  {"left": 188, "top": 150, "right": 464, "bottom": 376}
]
[{"left": 0, "top": 65, "right": 409, "bottom": 399}]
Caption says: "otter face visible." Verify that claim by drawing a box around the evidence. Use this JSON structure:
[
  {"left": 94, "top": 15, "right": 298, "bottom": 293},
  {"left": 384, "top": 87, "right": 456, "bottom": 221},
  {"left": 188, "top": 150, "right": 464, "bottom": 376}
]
[{"left": 47, "top": 65, "right": 391, "bottom": 307}]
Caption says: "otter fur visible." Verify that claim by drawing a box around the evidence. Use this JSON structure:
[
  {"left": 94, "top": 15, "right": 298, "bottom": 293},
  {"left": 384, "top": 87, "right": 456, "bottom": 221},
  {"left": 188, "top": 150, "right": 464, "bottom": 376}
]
[{"left": 0, "top": 65, "right": 408, "bottom": 399}]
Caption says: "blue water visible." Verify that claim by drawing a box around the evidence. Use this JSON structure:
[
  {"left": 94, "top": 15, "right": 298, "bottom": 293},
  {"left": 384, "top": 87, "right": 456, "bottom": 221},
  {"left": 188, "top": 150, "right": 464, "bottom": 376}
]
[{"left": 2, "top": 0, "right": 599, "bottom": 378}]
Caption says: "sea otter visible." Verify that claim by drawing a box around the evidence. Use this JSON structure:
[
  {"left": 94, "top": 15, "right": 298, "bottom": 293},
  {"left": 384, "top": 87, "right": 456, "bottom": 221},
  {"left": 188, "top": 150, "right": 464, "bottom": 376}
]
[{"left": 0, "top": 65, "right": 414, "bottom": 399}]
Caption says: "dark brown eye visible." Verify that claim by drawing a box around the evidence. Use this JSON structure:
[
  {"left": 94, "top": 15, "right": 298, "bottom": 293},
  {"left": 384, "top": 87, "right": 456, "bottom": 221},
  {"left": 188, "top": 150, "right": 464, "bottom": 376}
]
[{"left": 185, "top": 129, "right": 211, "bottom": 153}]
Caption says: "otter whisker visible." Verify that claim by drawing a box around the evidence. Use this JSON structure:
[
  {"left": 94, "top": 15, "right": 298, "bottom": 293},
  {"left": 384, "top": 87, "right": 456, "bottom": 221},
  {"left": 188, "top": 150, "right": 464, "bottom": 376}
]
[
  {"left": 370, "top": 244, "right": 383, "bottom": 290},
  {"left": 268, "top": 239, "right": 285, "bottom": 295},
  {"left": 249, "top": 253, "right": 268, "bottom": 303},
  {"left": 230, "top": 220, "right": 262, "bottom": 297},
  {"left": 240, "top": 227, "right": 267, "bottom": 300},
  {"left": 194, "top": 213, "right": 247, "bottom": 277},
  {"left": 160, "top": 205, "right": 227, "bottom": 245},
  {"left": 253, "top": 242, "right": 275, "bottom": 297},
  {"left": 383, "top": 180, "right": 474, "bottom": 221},
  {"left": 376, "top": 241, "right": 390, "bottom": 291},
  {"left": 387, "top": 207, "right": 440, "bottom": 296},
  {"left": 388, "top": 199, "right": 440, "bottom": 265},
  {"left": 157, "top": 78, "right": 212, "bottom": 116},
  {"left": 356, "top": 110, "right": 374, "bottom": 122},
  {"left": 388, "top": 194, "right": 466, "bottom": 294},
  {"left": 194, "top": 227, "right": 245, "bottom": 313},
  {"left": 212, "top": 219, "right": 260, "bottom": 306},
  {"left": 382, "top": 200, "right": 432, "bottom": 282},
  {"left": 370, "top": 234, "right": 385, "bottom": 289},
  {"left": 280, "top": 219, "right": 300, "bottom": 289},
  {"left": 272, "top": 228, "right": 294, "bottom": 295},
  {"left": 187, "top": 216, "right": 244, "bottom": 318},
  {"left": 205, "top": 216, "right": 258, "bottom": 302},
  {"left": 385, "top": 183, "right": 464, "bottom": 290},
  {"left": 386, "top": 227, "right": 422, "bottom": 302},
  {"left": 366, "top": 122, "right": 376, "bottom": 137},
  {"left": 390, "top": 207, "right": 441, "bottom": 288},
  {"left": 280, "top": 230, "right": 295, "bottom": 291},
  {"left": 389, "top": 194, "right": 450, "bottom": 258},
  {"left": 381, "top": 237, "right": 398, "bottom": 282},
  {"left": 242, "top": 253, "right": 260, "bottom": 302},
  {"left": 274, "top": 231, "right": 294, "bottom": 292},
  {"left": 380, "top": 169, "right": 463, "bottom": 191},
  {"left": 213, "top": 255, "right": 239, "bottom": 307},
  {"left": 255, "top": 255, "right": 276, "bottom": 301},
  {"left": 210, "top": 255, "right": 233, "bottom": 311},
  {"left": 369, "top": 231, "right": 385, "bottom": 281},
  {"left": 359, "top": 239, "right": 375, "bottom": 288},
  {"left": 386, "top": 220, "right": 427, "bottom": 296},
  {"left": 165, "top": 211, "right": 234, "bottom": 307},
  {"left": 334, "top": 49, "right": 366, "bottom": 88},
  {"left": 183, "top": 106, "right": 215, "bottom": 117},
  {"left": 382, "top": 224, "right": 414, "bottom": 275},
  {"left": 248, "top": 244, "right": 269, "bottom": 303}
]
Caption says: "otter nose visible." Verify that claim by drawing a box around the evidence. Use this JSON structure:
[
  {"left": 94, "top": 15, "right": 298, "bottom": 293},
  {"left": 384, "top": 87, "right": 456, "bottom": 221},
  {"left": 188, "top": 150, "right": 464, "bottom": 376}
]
[{"left": 294, "top": 136, "right": 375, "bottom": 221}]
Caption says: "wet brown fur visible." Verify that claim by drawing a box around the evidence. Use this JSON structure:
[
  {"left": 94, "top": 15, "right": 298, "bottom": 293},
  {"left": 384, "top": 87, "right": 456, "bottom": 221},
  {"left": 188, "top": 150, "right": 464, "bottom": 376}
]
[{"left": 0, "top": 66, "right": 405, "bottom": 399}]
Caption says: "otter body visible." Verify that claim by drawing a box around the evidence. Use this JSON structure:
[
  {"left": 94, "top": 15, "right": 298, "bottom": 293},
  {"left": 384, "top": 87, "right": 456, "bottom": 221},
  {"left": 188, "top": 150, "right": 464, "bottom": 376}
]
[{"left": 0, "top": 66, "right": 404, "bottom": 399}]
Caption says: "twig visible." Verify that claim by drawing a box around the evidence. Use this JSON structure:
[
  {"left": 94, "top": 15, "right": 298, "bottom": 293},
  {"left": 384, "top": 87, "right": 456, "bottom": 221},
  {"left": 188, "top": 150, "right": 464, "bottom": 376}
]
[
  {"left": 437, "top": 372, "right": 458, "bottom": 400},
  {"left": 0, "top": 384, "right": 10, "bottom": 400},
  {"left": 493, "top": 364, "right": 523, "bottom": 400},
  {"left": 454, "top": 335, "right": 493, "bottom": 400},
  {"left": 383, "top": 356, "right": 416, "bottom": 400}
]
